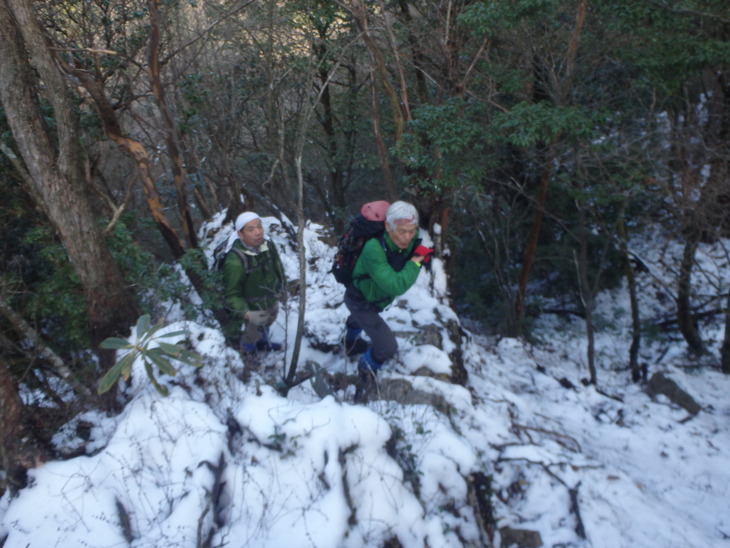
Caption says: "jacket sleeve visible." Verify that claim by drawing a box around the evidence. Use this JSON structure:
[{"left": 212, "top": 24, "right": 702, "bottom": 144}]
[
  {"left": 360, "top": 238, "right": 420, "bottom": 298},
  {"left": 223, "top": 250, "right": 250, "bottom": 319}
]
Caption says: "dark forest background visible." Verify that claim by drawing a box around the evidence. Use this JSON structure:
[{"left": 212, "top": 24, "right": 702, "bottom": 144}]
[{"left": 1, "top": 0, "right": 729, "bottom": 491}]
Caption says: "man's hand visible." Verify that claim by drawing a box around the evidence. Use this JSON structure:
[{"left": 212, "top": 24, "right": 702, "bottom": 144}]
[
  {"left": 245, "top": 310, "right": 273, "bottom": 326},
  {"left": 413, "top": 244, "right": 434, "bottom": 264}
]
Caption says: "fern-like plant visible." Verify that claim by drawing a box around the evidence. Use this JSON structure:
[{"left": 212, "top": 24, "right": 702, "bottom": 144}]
[{"left": 98, "top": 314, "right": 202, "bottom": 396}]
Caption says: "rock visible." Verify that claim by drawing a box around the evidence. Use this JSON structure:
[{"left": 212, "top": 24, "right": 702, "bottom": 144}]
[
  {"left": 499, "top": 526, "right": 543, "bottom": 548},
  {"left": 645, "top": 372, "right": 701, "bottom": 416}
]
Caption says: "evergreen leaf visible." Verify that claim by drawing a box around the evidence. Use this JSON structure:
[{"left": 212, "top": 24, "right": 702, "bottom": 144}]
[
  {"left": 135, "top": 314, "right": 151, "bottom": 339},
  {"left": 99, "top": 337, "right": 133, "bottom": 350},
  {"left": 146, "top": 349, "right": 177, "bottom": 377}
]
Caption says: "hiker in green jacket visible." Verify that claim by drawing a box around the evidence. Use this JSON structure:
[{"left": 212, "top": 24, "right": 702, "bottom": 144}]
[
  {"left": 223, "top": 211, "right": 286, "bottom": 353},
  {"left": 344, "top": 201, "right": 427, "bottom": 379}
]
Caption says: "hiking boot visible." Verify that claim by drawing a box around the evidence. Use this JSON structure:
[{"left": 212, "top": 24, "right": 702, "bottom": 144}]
[
  {"left": 255, "top": 327, "right": 282, "bottom": 352},
  {"left": 256, "top": 340, "right": 283, "bottom": 352},
  {"left": 354, "top": 366, "right": 377, "bottom": 403},
  {"left": 358, "top": 348, "right": 383, "bottom": 373},
  {"left": 240, "top": 341, "right": 257, "bottom": 355},
  {"left": 354, "top": 349, "right": 382, "bottom": 403},
  {"left": 343, "top": 336, "right": 369, "bottom": 356}
]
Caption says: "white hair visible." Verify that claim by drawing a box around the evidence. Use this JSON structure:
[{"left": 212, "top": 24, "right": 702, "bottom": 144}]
[{"left": 386, "top": 201, "right": 418, "bottom": 227}]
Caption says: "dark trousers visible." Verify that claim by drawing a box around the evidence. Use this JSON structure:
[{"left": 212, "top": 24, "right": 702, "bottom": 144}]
[{"left": 344, "top": 287, "right": 397, "bottom": 364}]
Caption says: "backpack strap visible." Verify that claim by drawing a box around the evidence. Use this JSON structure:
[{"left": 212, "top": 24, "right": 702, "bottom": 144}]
[
  {"left": 353, "top": 234, "right": 418, "bottom": 287},
  {"left": 230, "top": 241, "right": 283, "bottom": 285},
  {"left": 228, "top": 246, "right": 251, "bottom": 273},
  {"left": 378, "top": 234, "right": 419, "bottom": 272}
]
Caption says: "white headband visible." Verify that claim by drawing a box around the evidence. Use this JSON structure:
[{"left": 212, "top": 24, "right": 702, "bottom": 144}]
[{"left": 235, "top": 211, "right": 261, "bottom": 231}]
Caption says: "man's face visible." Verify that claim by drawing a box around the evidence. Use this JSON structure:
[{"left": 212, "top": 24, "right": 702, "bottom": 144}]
[
  {"left": 386, "top": 219, "right": 418, "bottom": 250},
  {"left": 239, "top": 219, "right": 264, "bottom": 248}
]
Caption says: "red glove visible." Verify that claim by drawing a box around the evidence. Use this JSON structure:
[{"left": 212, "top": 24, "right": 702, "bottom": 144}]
[{"left": 414, "top": 244, "right": 434, "bottom": 263}]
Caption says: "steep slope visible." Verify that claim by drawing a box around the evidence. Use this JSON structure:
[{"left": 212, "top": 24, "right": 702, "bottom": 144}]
[{"left": 1, "top": 216, "right": 728, "bottom": 548}]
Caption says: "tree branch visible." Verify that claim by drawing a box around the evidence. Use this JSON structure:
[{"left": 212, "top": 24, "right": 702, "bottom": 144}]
[{"left": 0, "top": 294, "right": 92, "bottom": 399}]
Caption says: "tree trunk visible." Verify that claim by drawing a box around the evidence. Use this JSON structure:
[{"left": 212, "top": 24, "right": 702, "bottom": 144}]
[
  {"left": 617, "top": 204, "right": 643, "bottom": 382},
  {"left": 148, "top": 0, "right": 198, "bottom": 249},
  {"left": 0, "top": 293, "right": 93, "bottom": 399},
  {"left": 0, "top": 355, "right": 45, "bottom": 494},
  {"left": 575, "top": 203, "right": 597, "bottom": 385},
  {"left": 677, "top": 234, "right": 705, "bottom": 354},
  {"left": 315, "top": 38, "right": 346, "bottom": 229},
  {"left": 0, "top": 0, "right": 139, "bottom": 350},
  {"left": 514, "top": 142, "right": 557, "bottom": 335},
  {"left": 513, "top": 2, "right": 586, "bottom": 336},
  {"left": 721, "top": 291, "right": 730, "bottom": 374},
  {"left": 349, "top": 0, "right": 401, "bottom": 201}
]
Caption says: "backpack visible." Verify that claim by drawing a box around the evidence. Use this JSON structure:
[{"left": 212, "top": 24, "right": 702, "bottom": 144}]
[
  {"left": 212, "top": 239, "right": 249, "bottom": 273},
  {"left": 331, "top": 213, "right": 386, "bottom": 286}
]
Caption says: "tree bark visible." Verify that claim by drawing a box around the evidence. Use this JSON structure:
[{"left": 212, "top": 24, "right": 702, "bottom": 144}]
[
  {"left": 67, "top": 66, "right": 188, "bottom": 260},
  {"left": 0, "top": 0, "right": 139, "bottom": 349},
  {"left": 348, "top": 0, "right": 401, "bottom": 201},
  {"left": 147, "top": 0, "right": 198, "bottom": 249},
  {"left": 721, "top": 291, "right": 730, "bottom": 374},
  {"left": 677, "top": 233, "right": 705, "bottom": 354},
  {"left": 0, "top": 293, "right": 93, "bottom": 399},
  {"left": 617, "top": 203, "right": 643, "bottom": 382},
  {"left": 513, "top": 1, "right": 586, "bottom": 335},
  {"left": 0, "top": 355, "right": 45, "bottom": 494},
  {"left": 514, "top": 141, "right": 557, "bottom": 334},
  {"left": 575, "top": 204, "right": 597, "bottom": 385}
]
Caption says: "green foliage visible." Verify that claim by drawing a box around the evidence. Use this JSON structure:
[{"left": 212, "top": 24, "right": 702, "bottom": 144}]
[
  {"left": 459, "top": 0, "right": 559, "bottom": 37},
  {"left": 454, "top": 230, "right": 521, "bottom": 333},
  {"left": 18, "top": 226, "right": 90, "bottom": 350},
  {"left": 396, "top": 99, "right": 492, "bottom": 194},
  {"left": 98, "top": 314, "right": 202, "bottom": 396},
  {"left": 490, "top": 102, "right": 595, "bottom": 147},
  {"left": 107, "top": 218, "right": 157, "bottom": 288},
  {"left": 596, "top": 0, "right": 730, "bottom": 98},
  {"left": 105, "top": 216, "right": 218, "bottom": 327},
  {"left": 0, "top": 141, "right": 90, "bottom": 352},
  {"left": 177, "top": 247, "right": 224, "bottom": 322}
]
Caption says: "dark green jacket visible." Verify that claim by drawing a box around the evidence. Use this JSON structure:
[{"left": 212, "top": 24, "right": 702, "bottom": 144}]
[
  {"left": 223, "top": 239, "right": 285, "bottom": 337},
  {"left": 351, "top": 232, "right": 421, "bottom": 310}
]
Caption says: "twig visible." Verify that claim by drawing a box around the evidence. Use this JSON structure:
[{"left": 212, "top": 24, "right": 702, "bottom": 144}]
[{"left": 512, "top": 423, "right": 582, "bottom": 453}]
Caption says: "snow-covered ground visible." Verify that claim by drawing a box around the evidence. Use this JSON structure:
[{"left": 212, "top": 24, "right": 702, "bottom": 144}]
[{"left": 1, "top": 215, "right": 728, "bottom": 548}]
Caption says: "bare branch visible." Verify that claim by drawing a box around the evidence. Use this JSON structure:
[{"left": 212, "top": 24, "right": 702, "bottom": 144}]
[{"left": 0, "top": 293, "right": 92, "bottom": 399}]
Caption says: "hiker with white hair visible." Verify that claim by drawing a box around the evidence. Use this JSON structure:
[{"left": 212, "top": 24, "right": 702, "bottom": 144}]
[
  {"left": 343, "top": 200, "right": 433, "bottom": 387},
  {"left": 223, "top": 211, "right": 286, "bottom": 353}
]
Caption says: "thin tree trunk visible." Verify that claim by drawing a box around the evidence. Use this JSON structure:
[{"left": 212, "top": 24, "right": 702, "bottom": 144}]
[
  {"left": 0, "top": 294, "right": 93, "bottom": 399},
  {"left": 147, "top": 0, "right": 198, "bottom": 249},
  {"left": 368, "top": 65, "right": 398, "bottom": 202},
  {"left": 315, "top": 37, "right": 346, "bottom": 227},
  {"left": 721, "top": 291, "right": 730, "bottom": 374},
  {"left": 286, "top": 152, "right": 307, "bottom": 387},
  {"left": 514, "top": 142, "right": 557, "bottom": 334},
  {"left": 66, "top": 61, "right": 188, "bottom": 260},
  {"left": 617, "top": 203, "right": 643, "bottom": 382},
  {"left": 575, "top": 206, "right": 597, "bottom": 385},
  {"left": 348, "top": 0, "right": 400, "bottom": 201},
  {"left": 513, "top": 1, "right": 586, "bottom": 336},
  {"left": 677, "top": 234, "right": 705, "bottom": 354},
  {"left": 348, "top": 0, "right": 408, "bottom": 141}
]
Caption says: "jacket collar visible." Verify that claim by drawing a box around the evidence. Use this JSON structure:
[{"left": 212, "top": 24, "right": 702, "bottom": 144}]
[{"left": 234, "top": 239, "right": 270, "bottom": 255}]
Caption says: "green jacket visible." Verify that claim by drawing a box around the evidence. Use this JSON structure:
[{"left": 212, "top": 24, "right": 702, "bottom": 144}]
[
  {"left": 351, "top": 232, "right": 421, "bottom": 310},
  {"left": 223, "top": 239, "right": 285, "bottom": 337}
]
